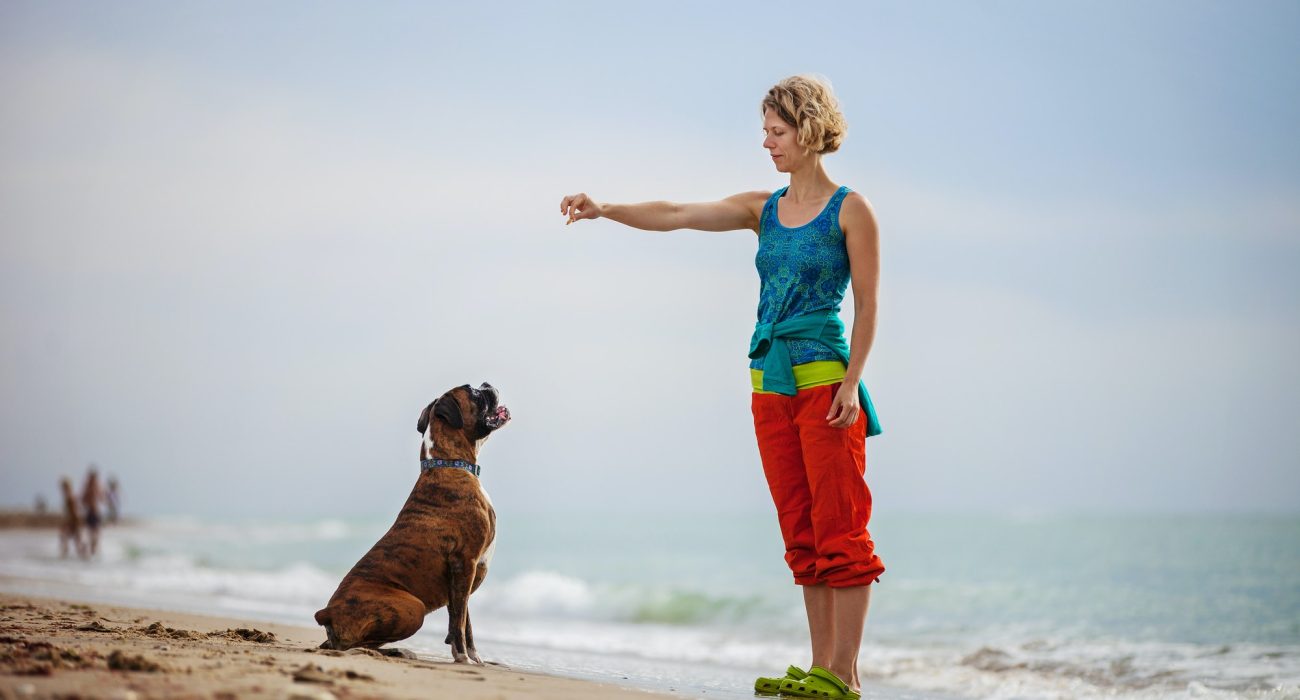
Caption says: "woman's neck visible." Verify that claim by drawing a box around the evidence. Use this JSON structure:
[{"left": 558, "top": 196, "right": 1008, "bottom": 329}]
[{"left": 785, "top": 158, "right": 837, "bottom": 203}]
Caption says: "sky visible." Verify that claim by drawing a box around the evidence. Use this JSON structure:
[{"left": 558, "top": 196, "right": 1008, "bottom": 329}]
[{"left": 1, "top": 0, "right": 1297, "bottom": 518}]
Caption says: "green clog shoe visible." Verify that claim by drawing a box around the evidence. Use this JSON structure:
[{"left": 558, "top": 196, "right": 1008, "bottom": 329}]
[
  {"left": 777, "top": 665, "right": 860, "bottom": 699},
  {"left": 755, "top": 665, "right": 808, "bottom": 696}
]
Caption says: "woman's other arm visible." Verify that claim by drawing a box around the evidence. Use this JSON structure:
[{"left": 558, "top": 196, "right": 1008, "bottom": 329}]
[
  {"left": 826, "top": 192, "right": 880, "bottom": 428},
  {"left": 839, "top": 192, "right": 881, "bottom": 390}
]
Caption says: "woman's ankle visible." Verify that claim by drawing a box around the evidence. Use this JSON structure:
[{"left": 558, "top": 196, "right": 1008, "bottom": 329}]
[{"left": 822, "top": 662, "right": 856, "bottom": 689}]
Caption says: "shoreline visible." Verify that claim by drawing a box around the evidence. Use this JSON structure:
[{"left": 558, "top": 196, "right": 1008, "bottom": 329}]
[{"left": 0, "top": 591, "right": 677, "bottom": 699}]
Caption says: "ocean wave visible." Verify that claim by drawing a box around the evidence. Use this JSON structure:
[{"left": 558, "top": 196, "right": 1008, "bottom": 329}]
[
  {"left": 858, "top": 639, "right": 1300, "bottom": 700},
  {"left": 0, "top": 527, "right": 337, "bottom": 609},
  {"left": 471, "top": 569, "right": 790, "bottom": 628},
  {"left": 143, "top": 515, "right": 361, "bottom": 544}
]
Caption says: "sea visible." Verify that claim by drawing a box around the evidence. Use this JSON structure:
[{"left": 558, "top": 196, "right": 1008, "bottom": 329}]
[{"left": 0, "top": 509, "right": 1297, "bottom": 700}]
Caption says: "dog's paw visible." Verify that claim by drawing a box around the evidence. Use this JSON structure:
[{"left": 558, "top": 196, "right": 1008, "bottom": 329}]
[{"left": 468, "top": 650, "right": 482, "bottom": 664}]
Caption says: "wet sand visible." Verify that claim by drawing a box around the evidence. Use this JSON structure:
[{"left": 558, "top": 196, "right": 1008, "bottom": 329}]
[{"left": 0, "top": 592, "right": 674, "bottom": 699}]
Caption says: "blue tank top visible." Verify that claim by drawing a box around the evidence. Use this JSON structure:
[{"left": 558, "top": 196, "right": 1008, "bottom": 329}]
[{"left": 750, "top": 185, "right": 853, "bottom": 371}]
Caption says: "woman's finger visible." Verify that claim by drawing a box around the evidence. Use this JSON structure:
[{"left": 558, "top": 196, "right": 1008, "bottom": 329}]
[{"left": 830, "top": 401, "right": 859, "bottom": 428}]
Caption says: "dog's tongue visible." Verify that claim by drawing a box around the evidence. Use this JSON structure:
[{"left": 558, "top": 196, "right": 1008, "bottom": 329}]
[{"left": 488, "top": 405, "right": 511, "bottom": 427}]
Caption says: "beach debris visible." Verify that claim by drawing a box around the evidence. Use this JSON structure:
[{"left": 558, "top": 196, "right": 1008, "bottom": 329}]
[
  {"left": 287, "top": 662, "right": 375, "bottom": 685},
  {"left": 291, "top": 663, "right": 336, "bottom": 684},
  {"left": 344, "top": 647, "right": 384, "bottom": 658},
  {"left": 139, "top": 621, "right": 197, "bottom": 639},
  {"left": 8, "top": 660, "right": 53, "bottom": 676},
  {"left": 107, "top": 649, "right": 164, "bottom": 672},
  {"left": 210, "top": 627, "right": 277, "bottom": 643},
  {"left": 377, "top": 647, "right": 417, "bottom": 659},
  {"left": 1, "top": 638, "right": 98, "bottom": 675},
  {"left": 75, "top": 620, "right": 113, "bottom": 632}
]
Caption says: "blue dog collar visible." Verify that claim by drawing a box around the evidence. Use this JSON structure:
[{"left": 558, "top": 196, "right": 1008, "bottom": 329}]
[{"left": 420, "top": 458, "right": 480, "bottom": 478}]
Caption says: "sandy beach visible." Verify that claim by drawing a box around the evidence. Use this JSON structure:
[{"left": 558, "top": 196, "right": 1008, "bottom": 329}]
[{"left": 0, "top": 592, "right": 674, "bottom": 700}]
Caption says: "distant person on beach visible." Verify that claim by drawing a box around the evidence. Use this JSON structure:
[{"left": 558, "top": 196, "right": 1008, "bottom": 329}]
[
  {"left": 559, "top": 75, "right": 884, "bottom": 699},
  {"left": 58, "top": 477, "right": 86, "bottom": 559},
  {"left": 107, "top": 476, "right": 120, "bottom": 524},
  {"left": 80, "top": 466, "right": 106, "bottom": 556}
]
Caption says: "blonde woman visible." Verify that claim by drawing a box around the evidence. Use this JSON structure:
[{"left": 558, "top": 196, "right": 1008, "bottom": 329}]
[{"left": 559, "top": 75, "right": 884, "bottom": 699}]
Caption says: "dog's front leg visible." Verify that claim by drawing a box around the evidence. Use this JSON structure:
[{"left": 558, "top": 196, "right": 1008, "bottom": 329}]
[{"left": 444, "top": 557, "right": 475, "bottom": 663}]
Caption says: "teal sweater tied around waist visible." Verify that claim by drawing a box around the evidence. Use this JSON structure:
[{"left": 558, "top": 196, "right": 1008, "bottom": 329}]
[{"left": 748, "top": 309, "right": 883, "bottom": 437}]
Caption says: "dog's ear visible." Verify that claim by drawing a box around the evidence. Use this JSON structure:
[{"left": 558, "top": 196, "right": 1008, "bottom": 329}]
[
  {"left": 417, "top": 402, "right": 435, "bottom": 434},
  {"left": 432, "top": 395, "right": 464, "bottom": 429}
]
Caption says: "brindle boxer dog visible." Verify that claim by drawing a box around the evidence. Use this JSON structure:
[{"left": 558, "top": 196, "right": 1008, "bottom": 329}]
[{"left": 315, "top": 382, "right": 510, "bottom": 662}]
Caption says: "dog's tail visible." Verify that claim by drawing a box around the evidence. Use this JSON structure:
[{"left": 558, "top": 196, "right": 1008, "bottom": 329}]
[
  {"left": 314, "top": 607, "right": 343, "bottom": 650},
  {"left": 314, "top": 607, "right": 332, "bottom": 627}
]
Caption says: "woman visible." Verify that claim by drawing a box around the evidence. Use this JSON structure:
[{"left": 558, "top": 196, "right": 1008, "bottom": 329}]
[
  {"left": 58, "top": 477, "right": 86, "bottom": 560},
  {"left": 559, "top": 75, "right": 884, "bottom": 700},
  {"left": 81, "top": 466, "right": 105, "bottom": 557}
]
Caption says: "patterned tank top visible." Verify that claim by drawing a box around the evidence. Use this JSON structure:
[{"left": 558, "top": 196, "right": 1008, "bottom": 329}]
[{"left": 750, "top": 185, "right": 853, "bottom": 371}]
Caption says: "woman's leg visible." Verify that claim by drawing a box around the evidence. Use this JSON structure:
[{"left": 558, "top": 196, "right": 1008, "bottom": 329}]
[
  {"left": 754, "top": 390, "right": 824, "bottom": 674},
  {"left": 830, "top": 585, "right": 871, "bottom": 689},
  {"left": 802, "top": 584, "right": 872, "bottom": 690},
  {"left": 802, "top": 584, "right": 834, "bottom": 670},
  {"left": 752, "top": 392, "right": 819, "bottom": 587},
  {"left": 792, "top": 383, "right": 885, "bottom": 691}
]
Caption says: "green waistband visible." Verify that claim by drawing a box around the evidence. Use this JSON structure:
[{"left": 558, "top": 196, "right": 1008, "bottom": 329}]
[{"left": 751, "top": 360, "right": 846, "bottom": 394}]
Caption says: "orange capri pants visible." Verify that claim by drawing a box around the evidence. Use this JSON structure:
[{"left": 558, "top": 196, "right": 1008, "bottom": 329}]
[{"left": 752, "top": 382, "right": 885, "bottom": 588}]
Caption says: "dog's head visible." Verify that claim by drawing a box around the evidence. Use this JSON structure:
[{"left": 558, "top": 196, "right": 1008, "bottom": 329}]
[{"left": 417, "top": 383, "right": 511, "bottom": 452}]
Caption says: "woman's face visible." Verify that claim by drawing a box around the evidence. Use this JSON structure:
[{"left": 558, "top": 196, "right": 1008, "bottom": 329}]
[{"left": 762, "top": 109, "right": 805, "bottom": 173}]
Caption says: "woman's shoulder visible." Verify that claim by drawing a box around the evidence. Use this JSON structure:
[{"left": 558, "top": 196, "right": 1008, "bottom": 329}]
[
  {"left": 838, "top": 188, "right": 874, "bottom": 212},
  {"left": 732, "top": 189, "right": 783, "bottom": 234},
  {"left": 837, "top": 189, "right": 878, "bottom": 237},
  {"left": 755, "top": 186, "right": 787, "bottom": 213}
]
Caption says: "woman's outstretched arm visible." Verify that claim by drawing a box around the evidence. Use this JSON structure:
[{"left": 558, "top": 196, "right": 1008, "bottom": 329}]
[{"left": 560, "top": 191, "right": 769, "bottom": 233}]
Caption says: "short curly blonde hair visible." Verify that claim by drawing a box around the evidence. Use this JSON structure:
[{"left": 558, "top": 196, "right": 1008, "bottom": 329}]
[{"left": 760, "top": 74, "right": 847, "bottom": 155}]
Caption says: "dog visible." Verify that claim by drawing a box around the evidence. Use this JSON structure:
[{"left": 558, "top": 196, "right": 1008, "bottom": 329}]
[{"left": 315, "top": 382, "right": 510, "bottom": 662}]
